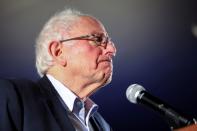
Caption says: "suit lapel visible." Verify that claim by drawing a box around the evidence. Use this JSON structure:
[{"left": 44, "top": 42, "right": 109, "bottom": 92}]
[
  {"left": 90, "top": 116, "right": 101, "bottom": 131},
  {"left": 90, "top": 112, "right": 112, "bottom": 131},
  {"left": 37, "top": 75, "right": 75, "bottom": 131}
]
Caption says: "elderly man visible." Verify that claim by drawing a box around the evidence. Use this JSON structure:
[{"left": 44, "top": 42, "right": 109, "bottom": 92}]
[{"left": 0, "top": 8, "right": 116, "bottom": 131}]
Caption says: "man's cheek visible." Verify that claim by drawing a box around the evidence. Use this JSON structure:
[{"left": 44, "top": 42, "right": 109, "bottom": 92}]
[{"left": 90, "top": 60, "right": 98, "bottom": 70}]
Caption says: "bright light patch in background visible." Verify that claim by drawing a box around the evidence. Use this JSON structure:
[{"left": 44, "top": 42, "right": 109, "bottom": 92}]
[{"left": 192, "top": 24, "right": 197, "bottom": 38}]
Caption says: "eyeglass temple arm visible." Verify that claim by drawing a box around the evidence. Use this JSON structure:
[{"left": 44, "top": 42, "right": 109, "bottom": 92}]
[{"left": 59, "top": 35, "right": 91, "bottom": 43}]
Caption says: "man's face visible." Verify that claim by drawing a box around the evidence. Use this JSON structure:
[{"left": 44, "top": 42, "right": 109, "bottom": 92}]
[{"left": 62, "top": 16, "right": 116, "bottom": 87}]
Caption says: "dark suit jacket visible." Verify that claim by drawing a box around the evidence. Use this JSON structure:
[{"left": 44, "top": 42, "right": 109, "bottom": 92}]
[{"left": 0, "top": 75, "right": 112, "bottom": 131}]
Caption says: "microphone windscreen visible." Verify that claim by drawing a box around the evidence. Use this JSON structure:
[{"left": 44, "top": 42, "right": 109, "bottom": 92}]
[{"left": 126, "top": 84, "right": 145, "bottom": 104}]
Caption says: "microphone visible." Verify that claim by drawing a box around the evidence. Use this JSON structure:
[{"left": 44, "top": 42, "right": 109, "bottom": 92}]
[{"left": 126, "top": 84, "right": 196, "bottom": 129}]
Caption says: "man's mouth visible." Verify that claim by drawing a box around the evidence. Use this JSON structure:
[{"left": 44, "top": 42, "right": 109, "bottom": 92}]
[
  {"left": 95, "top": 57, "right": 113, "bottom": 69},
  {"left": 98, "top": 57, "right": 112, "bottom": 63}
]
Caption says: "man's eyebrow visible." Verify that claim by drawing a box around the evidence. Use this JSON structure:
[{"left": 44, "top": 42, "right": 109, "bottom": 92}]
[{"left": 90, "top": 31, "right": 105, "bottom": 36}]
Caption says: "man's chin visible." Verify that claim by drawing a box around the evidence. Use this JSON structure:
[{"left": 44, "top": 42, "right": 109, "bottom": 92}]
[{"left": 101, "top": 74, "right": 112, "bottom": 87}]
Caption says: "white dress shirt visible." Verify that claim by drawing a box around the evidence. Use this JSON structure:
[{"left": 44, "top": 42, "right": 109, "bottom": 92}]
[{"left": 47, "top": 74, "right": 98, "bottom": 131}]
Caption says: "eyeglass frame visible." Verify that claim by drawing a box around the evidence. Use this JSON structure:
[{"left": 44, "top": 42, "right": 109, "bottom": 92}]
[{"left": 59, "top": 33, "right": 112, "bottom": 48}]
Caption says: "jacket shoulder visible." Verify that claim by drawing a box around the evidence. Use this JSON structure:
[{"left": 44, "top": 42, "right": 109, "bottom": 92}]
[
  {"left": 0, "top": 78, "right": 38, "bottom": 98},
  {"left": 0, "top": 78, "right": 30, "bottom": 130},
  {"left": 0, "top": 78, "right": 27, "bottom": 98}
]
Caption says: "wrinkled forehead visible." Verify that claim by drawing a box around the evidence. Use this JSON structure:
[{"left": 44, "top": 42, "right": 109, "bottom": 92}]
[{"left": 70, "top": 16, "right": 108, "bottom": 36}]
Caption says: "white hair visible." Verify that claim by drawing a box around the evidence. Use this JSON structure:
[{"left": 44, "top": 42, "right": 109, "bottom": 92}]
[{"left": 35, "top": 8, "right": 85, "bottom": 77}]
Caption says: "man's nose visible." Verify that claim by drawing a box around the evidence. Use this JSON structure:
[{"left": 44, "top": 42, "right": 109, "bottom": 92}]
[{"left": 103, "top": 41, "right": 117, "bottom": 57}]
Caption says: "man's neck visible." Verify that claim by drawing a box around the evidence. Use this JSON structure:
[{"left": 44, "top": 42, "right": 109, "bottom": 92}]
[{"left": 46, "top": 69, "right": 101, "bottom": 99}]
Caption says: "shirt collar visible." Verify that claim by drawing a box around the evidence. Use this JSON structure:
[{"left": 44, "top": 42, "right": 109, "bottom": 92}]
[
  {"left": 46, "top": 74, "right": 98, "bottom": 121},
  {"left": 47, "top": 74, "right": 77, "bottom": 111}
]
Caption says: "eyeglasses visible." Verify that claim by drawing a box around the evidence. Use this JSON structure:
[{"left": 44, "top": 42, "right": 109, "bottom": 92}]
[{"left": 59, "top": 33, "right": 111, "bottom": 48}]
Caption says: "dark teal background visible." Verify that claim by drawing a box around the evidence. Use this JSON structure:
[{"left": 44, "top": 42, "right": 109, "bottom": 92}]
[{"left": 0, "top": 0, "right": 197, "bottom": 130}]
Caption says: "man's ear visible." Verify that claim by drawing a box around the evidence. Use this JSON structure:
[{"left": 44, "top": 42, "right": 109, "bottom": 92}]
[{"left": 48, "top": 41, "right": 67, "bottom": 66}]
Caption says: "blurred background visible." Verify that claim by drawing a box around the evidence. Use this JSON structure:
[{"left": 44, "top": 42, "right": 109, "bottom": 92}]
[{"left": 0, "top": 0, "right": 197, "bottom": 130}]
